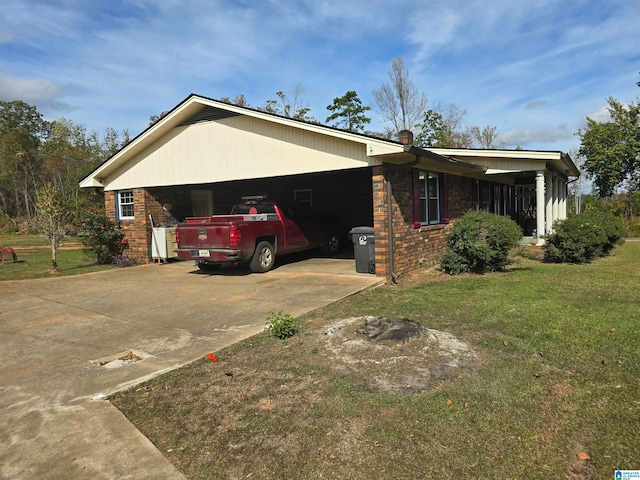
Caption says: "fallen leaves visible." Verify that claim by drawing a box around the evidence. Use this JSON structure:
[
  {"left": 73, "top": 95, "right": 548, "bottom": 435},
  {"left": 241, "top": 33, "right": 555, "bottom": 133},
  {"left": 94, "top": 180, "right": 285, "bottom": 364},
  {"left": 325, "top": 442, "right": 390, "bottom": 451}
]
[{"left": 577, "top": 452, "right": 591, "bottom": 461}]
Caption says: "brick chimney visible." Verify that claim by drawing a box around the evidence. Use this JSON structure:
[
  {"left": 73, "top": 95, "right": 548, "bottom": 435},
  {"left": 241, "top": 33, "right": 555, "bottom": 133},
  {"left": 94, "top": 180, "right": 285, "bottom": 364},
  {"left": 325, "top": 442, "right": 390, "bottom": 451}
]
[{"left": 398, "top": 129, "right": 413, "bottom": 145}]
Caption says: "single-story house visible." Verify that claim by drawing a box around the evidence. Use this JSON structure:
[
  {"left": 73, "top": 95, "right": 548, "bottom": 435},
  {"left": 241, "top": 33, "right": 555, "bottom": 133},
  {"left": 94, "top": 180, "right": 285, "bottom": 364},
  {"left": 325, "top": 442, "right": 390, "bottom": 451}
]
[{"left": 80, "top": 94, "right": 579, "bottom": 282}]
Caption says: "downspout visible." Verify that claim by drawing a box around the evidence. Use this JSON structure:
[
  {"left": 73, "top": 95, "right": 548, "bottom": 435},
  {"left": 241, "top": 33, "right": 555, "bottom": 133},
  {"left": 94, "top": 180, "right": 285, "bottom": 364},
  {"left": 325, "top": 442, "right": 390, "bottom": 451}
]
[
  {"left": 386, "top": 178, "right": 399, "bottom": 283},
  {"left": 383, "top": 154, "right": 421, "bottom": 284}
]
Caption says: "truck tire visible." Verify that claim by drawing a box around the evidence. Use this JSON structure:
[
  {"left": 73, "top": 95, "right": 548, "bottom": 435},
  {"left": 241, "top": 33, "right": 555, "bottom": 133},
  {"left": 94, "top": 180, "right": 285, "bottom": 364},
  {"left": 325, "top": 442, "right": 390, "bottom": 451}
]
[
  {"left": 250, "top": 241, "right": 275, "bottom": 273},
  {"left": 322, "top": 230, "right": 341, "bottom": 256},
  {"left": 196, "top": 261, "right": 221, "bottom": 272}
]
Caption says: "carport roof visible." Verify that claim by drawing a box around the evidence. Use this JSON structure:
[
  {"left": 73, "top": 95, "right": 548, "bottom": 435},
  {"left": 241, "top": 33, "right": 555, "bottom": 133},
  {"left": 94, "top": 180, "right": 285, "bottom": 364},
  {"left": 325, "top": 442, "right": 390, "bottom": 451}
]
[
  {"left": 79, "top": 94, "right": 577, "bottom": 189},
  {"left": 80, "top": 94, "right": 418, "bottom": 188}
]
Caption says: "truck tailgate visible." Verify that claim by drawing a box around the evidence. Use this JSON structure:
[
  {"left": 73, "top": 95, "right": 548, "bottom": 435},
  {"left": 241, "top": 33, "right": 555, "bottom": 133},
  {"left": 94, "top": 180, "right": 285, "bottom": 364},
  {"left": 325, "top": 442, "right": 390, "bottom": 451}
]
[{"left": 176, "top": 222, "right": 235, "bottom": 249}]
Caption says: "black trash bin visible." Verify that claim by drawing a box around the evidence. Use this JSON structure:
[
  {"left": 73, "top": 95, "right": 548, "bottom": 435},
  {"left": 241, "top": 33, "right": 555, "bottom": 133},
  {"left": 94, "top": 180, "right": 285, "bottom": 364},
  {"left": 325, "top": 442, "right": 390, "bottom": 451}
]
[{"left": 350, "top": 226, "right": 375, "bottom": 274}]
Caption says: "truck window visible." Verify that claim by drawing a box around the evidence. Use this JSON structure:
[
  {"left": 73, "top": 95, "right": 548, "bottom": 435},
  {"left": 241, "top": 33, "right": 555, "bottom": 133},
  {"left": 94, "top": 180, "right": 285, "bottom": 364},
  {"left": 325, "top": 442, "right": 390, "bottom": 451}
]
[{"left": 233, "top": 204, "right": 276, "bottom": 215}]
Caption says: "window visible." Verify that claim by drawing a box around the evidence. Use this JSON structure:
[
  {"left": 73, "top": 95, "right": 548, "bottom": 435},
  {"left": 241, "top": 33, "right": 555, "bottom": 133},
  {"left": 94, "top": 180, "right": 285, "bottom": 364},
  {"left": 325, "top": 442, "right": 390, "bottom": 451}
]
[
  {"left": 117, "top": 190, "right": 134, "bottom": 220},
  {"left": 416, "top": 171, "right": 441, "bottom": 225},
  {"left": 294, "top": 189, "right": 312, "bottom": 207}
]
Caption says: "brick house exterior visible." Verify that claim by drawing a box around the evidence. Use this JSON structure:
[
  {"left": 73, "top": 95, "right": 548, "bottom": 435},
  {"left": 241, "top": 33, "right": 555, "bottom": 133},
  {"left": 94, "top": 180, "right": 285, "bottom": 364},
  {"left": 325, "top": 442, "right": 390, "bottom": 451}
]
[
  {"left": 372, "top": 166, "right": 475, "bottom": 280},
  {"left": 81, "top": 94, "right": 579, "bottom": 283}
]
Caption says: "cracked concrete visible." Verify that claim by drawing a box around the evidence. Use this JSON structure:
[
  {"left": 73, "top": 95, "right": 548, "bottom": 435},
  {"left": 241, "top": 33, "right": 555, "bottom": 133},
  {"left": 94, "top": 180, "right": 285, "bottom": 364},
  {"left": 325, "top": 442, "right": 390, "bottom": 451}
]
[{"left": 0, "top": 256, "right": 382, "bottom": 479}]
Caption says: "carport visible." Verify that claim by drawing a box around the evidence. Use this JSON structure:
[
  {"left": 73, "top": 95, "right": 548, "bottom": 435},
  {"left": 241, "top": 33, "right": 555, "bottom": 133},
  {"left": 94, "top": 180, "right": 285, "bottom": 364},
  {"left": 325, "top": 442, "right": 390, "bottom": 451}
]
[
  {"left": 80, "top": 94, "right": 579, "bottom": 281},
  {"left": 143, "top": 167, "right": 374, "bottom": 247},
  {"left": 79, "top": 94, "right": 395, "bottom": 269}
]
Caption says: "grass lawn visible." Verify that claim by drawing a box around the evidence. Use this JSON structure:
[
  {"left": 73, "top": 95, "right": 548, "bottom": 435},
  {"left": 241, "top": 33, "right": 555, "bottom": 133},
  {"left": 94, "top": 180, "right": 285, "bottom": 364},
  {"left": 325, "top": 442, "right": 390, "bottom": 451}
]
[
  {"left": 0, "top": 234, "right": 113, "bottom": 280},
  {"left": 111, "top": 242, "right": 640, "bottom": 479}
]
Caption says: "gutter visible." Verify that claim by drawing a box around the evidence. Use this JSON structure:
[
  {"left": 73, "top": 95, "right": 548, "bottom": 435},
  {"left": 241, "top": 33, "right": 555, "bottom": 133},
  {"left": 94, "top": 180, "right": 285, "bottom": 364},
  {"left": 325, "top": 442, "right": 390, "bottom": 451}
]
[{"left": 379, "top": 146, "right": 483, "bottom": 285}]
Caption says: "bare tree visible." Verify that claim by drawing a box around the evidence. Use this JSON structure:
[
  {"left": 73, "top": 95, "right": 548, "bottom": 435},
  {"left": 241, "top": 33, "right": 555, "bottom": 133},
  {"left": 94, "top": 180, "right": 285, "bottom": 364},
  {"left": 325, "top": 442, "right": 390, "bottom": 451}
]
[
  {"left": 568, "top": 147, "right": 587, "bottom": 214},
  {"left": 373, "top": 57, "right": 427, "bottom": 134},
  {"left": 35, "top": 184, "right": 73, "bottom": 271},
  {"left": 415, "top": 103, "right": 473, "bottom": 147},
  {"left": 260, "top": 84, "right": 316, "bottom": 122},
  {"left": 468, "top": 125, "right": 499, "bottom": 149}
]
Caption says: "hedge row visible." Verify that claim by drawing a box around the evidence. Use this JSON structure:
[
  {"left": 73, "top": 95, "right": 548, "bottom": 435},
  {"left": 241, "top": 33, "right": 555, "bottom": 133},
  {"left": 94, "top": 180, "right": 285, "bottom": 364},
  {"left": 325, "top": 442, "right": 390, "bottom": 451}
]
[{"left": 544, "top": 211, "right": 625, "bottom": 263}]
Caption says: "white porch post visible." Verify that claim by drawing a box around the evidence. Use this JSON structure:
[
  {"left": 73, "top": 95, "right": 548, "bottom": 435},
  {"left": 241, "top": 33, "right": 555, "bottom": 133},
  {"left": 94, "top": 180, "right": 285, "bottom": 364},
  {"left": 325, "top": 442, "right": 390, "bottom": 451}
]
[
  {"left": 560, "top": 182, "right": 567, "bottom": 219},
  {"left": 552, "top": 177, "right": 559, "bottom": 225},
  {"left": 535, "top": 171, "right": 546, "bottom": 243},
  {"left": 545, "top": 172, "right": 554, "bottom": 234}
]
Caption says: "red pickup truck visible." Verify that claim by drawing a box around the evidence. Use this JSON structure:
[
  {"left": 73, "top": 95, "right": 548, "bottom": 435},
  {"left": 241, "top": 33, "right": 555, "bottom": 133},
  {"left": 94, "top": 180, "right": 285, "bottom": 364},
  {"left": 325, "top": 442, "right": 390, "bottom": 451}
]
[{"left": 175, "top": 197, "right": 342, "bottom": 273}]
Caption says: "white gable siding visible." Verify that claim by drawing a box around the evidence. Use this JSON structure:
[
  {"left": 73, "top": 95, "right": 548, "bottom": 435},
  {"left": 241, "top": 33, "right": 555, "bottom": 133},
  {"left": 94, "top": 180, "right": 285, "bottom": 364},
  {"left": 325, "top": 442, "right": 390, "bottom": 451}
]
[{"left": 103, "top": 115, "right": 379, "bottom": 191}]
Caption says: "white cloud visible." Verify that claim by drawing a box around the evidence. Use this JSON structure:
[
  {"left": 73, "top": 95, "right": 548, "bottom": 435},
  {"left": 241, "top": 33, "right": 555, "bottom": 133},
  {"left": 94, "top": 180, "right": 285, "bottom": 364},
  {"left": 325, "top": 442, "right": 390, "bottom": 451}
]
[
  {"left": 0, "top": 74, "right": 72, "bottom": 112},
  {"left": 500, "top": 124, "right": 575, "bottom": 148},
  {"left": 585, "top": 104, "right": 611, "bottom": 123},
  {"left": 525, "top": 100, "right": 548, "bottom": 110}
]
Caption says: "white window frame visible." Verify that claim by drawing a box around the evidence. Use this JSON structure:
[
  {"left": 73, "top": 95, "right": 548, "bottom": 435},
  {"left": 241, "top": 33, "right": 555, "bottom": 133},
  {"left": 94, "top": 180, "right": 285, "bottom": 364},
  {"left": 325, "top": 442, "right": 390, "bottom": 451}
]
[{"left": 117, "top": 190, "right": 135, "bottom": 220}]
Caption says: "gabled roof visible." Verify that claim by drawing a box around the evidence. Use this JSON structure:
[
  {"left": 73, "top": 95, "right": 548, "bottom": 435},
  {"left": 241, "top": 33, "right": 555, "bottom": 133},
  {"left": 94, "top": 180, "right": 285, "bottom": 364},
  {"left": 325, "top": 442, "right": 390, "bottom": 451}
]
[
  {"left": 80, "top": 94, "right": 413, "bottom": 188},
  {"left": 80, "top": 93, "right": 578, "bottom": 189}
]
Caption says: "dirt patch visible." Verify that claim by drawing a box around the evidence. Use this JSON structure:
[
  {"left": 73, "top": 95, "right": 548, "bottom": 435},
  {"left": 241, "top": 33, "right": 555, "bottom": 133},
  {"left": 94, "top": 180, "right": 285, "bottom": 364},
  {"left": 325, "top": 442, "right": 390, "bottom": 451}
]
[
  {"left": 110, "top": 315, "right": 478, "bottom": 478},
  {"left": 320, "top": 316, "right": 476, "bottom": 393}
]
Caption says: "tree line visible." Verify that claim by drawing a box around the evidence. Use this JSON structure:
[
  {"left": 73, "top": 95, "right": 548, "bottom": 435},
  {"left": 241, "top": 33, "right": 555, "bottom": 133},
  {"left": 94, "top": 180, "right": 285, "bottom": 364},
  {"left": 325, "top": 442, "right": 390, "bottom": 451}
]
[
  {"left": 2, "top": 58, "right": 638, "bottom": 232},
  {"left": 0, "top": 100, "right": 130, "bottom": 222}
]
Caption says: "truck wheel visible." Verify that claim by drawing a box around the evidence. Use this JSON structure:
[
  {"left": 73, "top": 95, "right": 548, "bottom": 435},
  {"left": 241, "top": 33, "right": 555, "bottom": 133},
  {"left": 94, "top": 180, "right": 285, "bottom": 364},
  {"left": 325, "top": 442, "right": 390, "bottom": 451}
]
[
  {"left": 250, "top": 241, "right": 275, "bottom": 273},
  {"left": 322, "top": 231, "right": 341, "bottom": 256},
  {"left": 196, "top": 261, "right": 221, "bottom": 272}
]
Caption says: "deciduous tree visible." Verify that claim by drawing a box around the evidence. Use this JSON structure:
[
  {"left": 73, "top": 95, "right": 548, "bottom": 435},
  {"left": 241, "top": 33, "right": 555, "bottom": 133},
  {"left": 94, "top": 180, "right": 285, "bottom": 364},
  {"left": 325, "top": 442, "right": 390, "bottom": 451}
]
[
  {"left": 219, "top": 94, "right": 249, "bottom": 107},
  {"left": 0, "top": 100, "right": 51, "bottom": 219},
  {"left": 373, "top": 57, "right": 427, "bottom": 133},
  {"left": 578, "top": 96, "right": 640, "bottom": 197},
  {"left": 469, "top": 124, "right": 499, "bottom": 149},
  {"left": 415, "top": 104, "right": 471, "bottom": 147},
  {"left": 35, "top": 184, "right": 73, "bottom": 271},
  {"left": 261, "top": 84, "right": 315, "bottom": 122}
]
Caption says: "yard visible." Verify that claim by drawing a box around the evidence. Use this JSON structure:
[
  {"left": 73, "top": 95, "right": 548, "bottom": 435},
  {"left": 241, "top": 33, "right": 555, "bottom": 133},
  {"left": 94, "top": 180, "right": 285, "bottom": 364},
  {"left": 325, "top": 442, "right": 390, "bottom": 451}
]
[
  {"left": 0, "top": 234, "right": 113, "bottom": 280},
  {"left": 110, "top": 242, "right": 640, "bottom": 480}
]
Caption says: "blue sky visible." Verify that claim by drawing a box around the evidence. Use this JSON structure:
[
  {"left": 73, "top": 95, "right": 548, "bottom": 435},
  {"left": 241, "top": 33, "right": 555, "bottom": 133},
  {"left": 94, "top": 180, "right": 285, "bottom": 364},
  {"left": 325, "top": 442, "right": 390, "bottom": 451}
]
[{"left": 1, "top": 0, "right": 638, "bottom": 154}]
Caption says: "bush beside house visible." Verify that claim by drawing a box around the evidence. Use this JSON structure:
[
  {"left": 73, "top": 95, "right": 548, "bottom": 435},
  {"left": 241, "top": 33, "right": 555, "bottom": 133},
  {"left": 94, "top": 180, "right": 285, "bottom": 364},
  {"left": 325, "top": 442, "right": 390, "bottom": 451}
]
[
  {"left": 544, "top": 211, "right": 625, "bottom": 263},
  {"left": 440, "top": 211, "right": 522, "bottom": 274}
]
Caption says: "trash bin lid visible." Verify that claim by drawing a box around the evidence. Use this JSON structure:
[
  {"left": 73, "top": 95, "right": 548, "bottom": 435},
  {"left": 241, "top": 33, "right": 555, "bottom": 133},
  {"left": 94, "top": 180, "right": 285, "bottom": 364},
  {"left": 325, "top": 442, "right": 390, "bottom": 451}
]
[{"left": 349, "top": 226, "right": 375, "bottom": 234}]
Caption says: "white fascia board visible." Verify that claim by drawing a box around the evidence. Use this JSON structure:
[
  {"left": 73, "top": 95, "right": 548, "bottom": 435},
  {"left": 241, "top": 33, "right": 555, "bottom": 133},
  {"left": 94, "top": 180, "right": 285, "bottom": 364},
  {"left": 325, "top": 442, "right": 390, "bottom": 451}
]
[
  {"left": 429, "top": 148, "right": 562, "bottom": 161},
  {"left": 79, "top": 98, "right": 203, "bottom": 188},
  {"left": 485, "top": 168, "right": 529, "bottom": 175},
  {"left": 365, "top": 142, "right": 405, "bottom": 157},
  {"left": 80, "top": 94, "right": 402, "bottom": 188}
]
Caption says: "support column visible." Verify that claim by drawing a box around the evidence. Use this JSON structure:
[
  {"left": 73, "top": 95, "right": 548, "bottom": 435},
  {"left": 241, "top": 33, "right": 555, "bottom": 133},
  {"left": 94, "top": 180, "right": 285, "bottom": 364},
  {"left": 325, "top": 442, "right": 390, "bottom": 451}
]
[
  {"left": 545, "top": 172, "right": 554, "bottom": 234},
  {"left": 552, "top": 177, "right": 559, "bottom": 224},
  {"left": 560, "top": 182, "right": 567, "bottom": 220},
  {"left": 535, "top": 171, "right": 546, "bottom": 244}
]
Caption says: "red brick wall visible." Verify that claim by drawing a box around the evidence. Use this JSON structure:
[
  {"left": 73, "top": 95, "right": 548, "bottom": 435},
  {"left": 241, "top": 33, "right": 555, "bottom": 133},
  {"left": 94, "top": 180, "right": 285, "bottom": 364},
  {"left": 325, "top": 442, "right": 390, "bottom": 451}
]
[
  {"left": 373, "top": 167, "right": 475, "bottom": 282},
  {"left": 104, "top": 167, "right": 476, "bottom": 271}
]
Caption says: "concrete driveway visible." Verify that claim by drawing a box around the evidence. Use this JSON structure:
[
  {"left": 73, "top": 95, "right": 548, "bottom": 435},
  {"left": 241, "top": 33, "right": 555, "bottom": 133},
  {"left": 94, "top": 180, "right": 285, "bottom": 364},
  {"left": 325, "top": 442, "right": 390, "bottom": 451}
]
[{"left": 0, "top": 257, "right": 382, "bottom": 479}]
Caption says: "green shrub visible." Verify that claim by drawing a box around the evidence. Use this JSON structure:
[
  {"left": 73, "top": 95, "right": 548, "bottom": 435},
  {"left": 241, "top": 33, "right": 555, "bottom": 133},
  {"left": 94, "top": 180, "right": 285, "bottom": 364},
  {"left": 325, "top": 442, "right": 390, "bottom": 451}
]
[
  {"left": 440, "top": 211, "right": 522, "bottom": 274},
  {"left": 544, "top": 211, "right": 625, "bottom": 263},
  {"left": 266, "top": 310, "right": 297, "bottom": 339},
  {"left": 77, "top": 208, "right": 129, "bottom": 264},
  {"left": 583, "top": 210, "right": 626, "bottom": 253}
]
